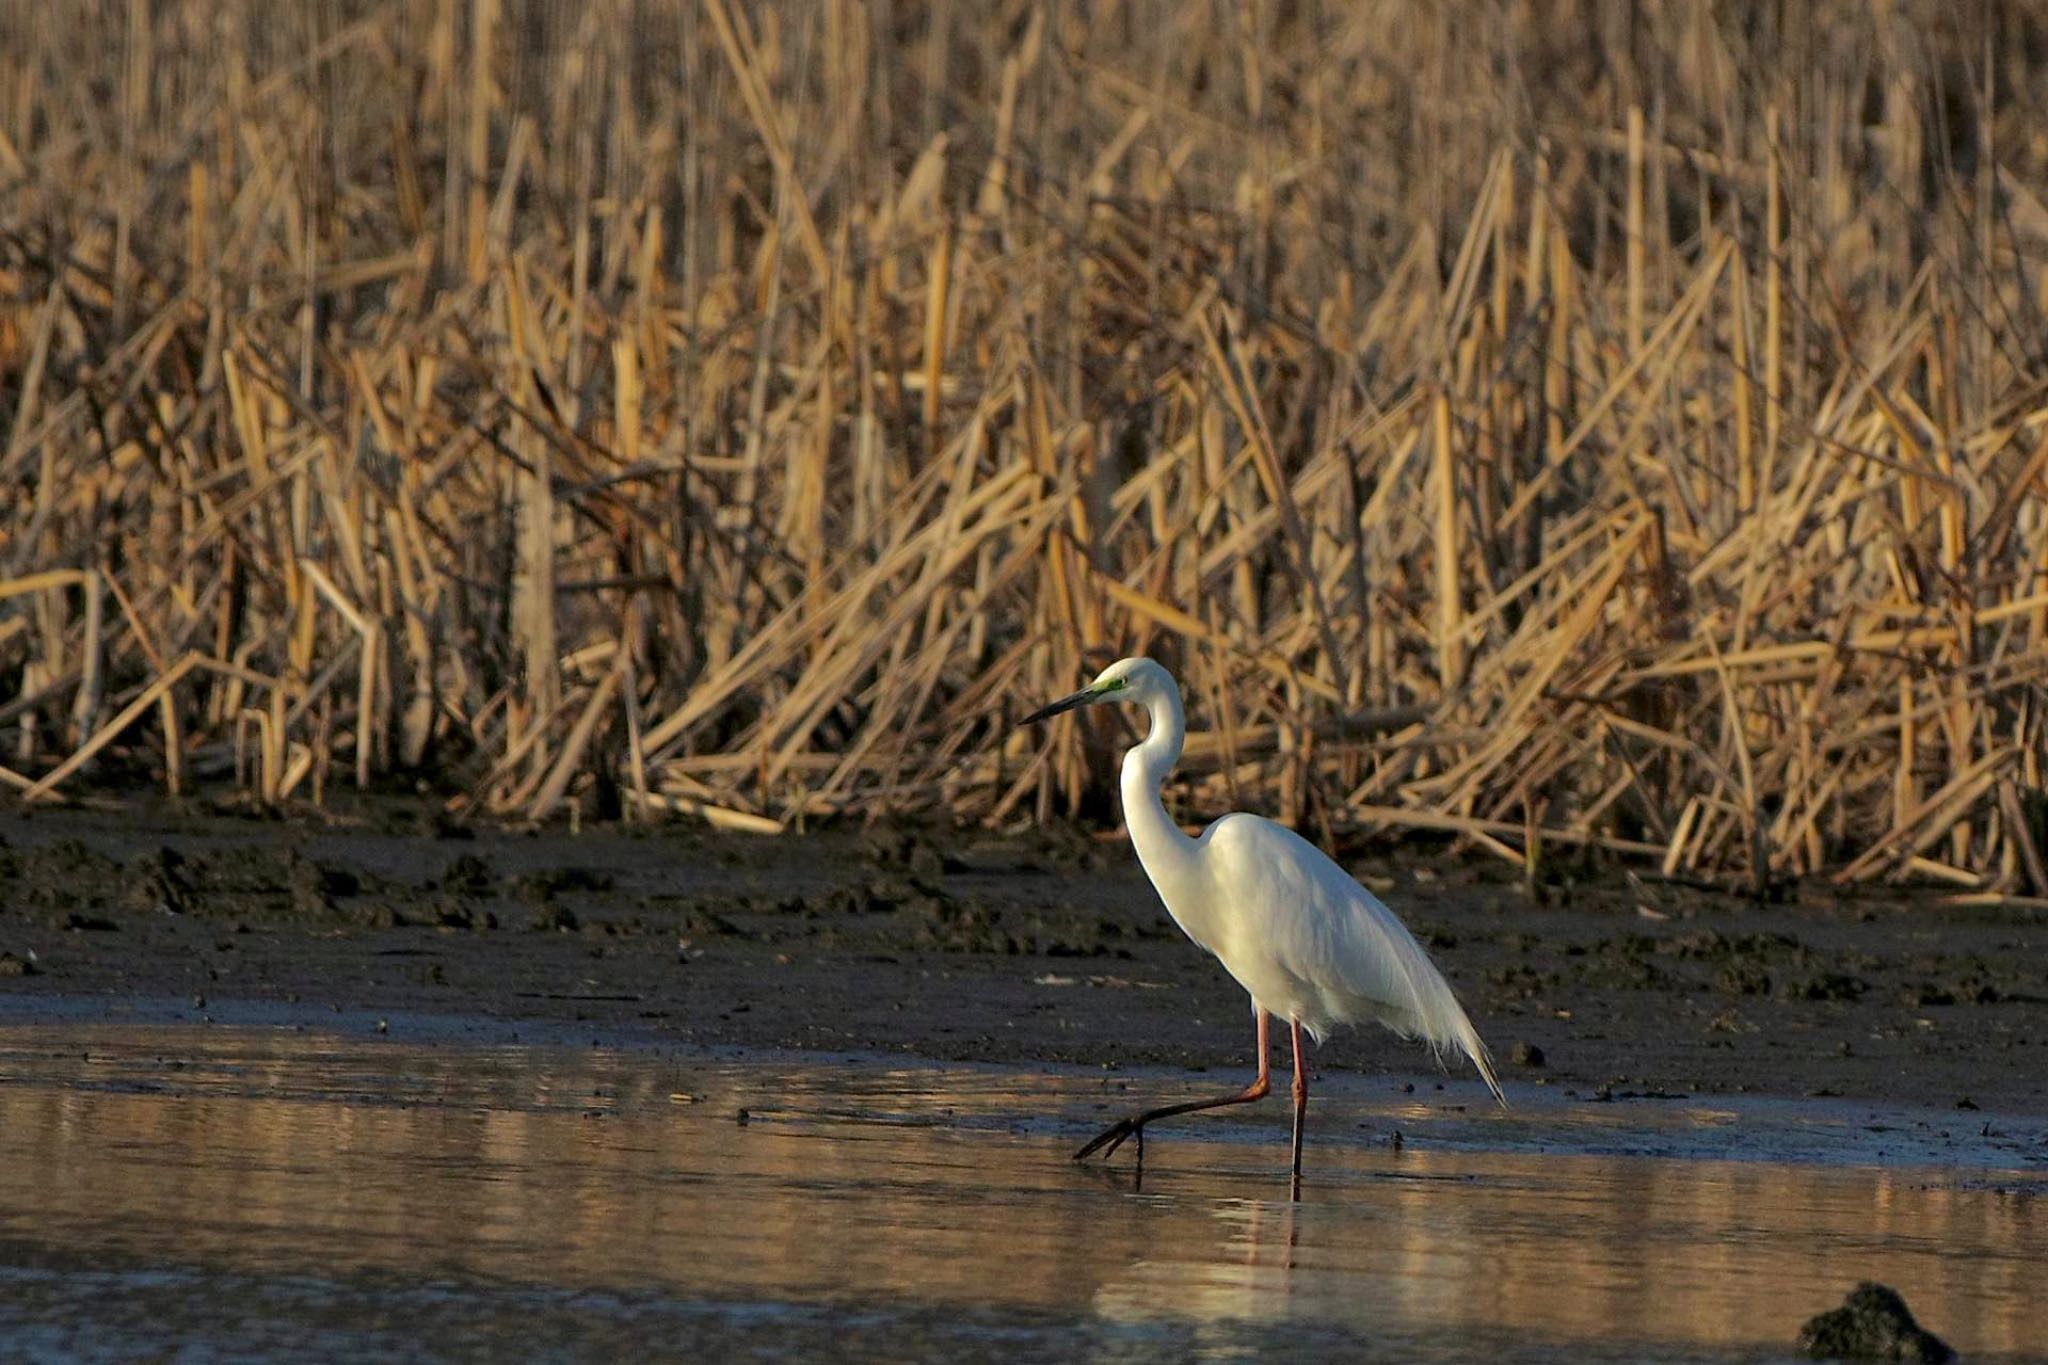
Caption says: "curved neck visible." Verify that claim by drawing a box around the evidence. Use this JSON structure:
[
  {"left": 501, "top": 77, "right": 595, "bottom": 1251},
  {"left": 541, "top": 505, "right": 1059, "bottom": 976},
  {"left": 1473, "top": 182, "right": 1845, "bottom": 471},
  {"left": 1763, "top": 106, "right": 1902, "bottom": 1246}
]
[{"left": 1120, "top": 687, "right": 1197, "bottom": 880}]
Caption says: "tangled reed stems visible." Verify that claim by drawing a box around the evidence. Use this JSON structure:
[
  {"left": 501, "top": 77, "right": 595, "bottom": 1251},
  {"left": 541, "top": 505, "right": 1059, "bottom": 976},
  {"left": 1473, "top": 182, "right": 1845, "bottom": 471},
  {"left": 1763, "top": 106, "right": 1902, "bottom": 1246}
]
[{"left": 6, "top": 2, "right": 2048, "bottom": 893}]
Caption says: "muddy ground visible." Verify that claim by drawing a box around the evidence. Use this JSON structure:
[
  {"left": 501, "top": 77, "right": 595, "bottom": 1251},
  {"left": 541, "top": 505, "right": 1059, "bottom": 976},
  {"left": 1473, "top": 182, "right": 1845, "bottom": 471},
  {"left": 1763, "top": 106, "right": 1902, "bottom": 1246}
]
[{"left": 0, "top": 798, "right": 2042, "bottom": 1116}]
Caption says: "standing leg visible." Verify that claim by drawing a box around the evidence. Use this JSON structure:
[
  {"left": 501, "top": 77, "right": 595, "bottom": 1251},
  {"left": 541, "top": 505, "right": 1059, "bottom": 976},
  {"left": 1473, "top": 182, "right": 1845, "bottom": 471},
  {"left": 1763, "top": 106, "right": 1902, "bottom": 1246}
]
[
  {"left": 1075, "top": 1010, "right": 1273, "bottom": 1161},
  {"left": 1288, "top": 1017, "right": 1309, "bottom": 1200}
]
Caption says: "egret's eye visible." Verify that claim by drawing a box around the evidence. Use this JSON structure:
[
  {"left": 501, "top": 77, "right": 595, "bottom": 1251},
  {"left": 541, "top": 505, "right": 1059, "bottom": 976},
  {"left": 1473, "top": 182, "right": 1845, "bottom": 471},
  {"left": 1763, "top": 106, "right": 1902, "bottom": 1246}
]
[{"left": 1100, "top": 677, "right": 1128, "bottom": 693}]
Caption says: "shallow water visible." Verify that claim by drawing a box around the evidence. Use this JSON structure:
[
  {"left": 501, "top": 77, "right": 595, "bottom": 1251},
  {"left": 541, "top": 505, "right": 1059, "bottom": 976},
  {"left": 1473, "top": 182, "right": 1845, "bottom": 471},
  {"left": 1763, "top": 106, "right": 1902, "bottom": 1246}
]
[{"left": 0, "top": 1016, "right": 2041, "bottom": 1363}]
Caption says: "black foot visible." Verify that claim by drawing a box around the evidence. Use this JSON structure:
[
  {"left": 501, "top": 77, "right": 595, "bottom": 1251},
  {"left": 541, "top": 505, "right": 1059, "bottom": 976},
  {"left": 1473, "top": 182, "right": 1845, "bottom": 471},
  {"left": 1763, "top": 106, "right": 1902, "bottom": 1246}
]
[{"left": 1074, "top": 1116, "right": 1147, "bottom": 1162}]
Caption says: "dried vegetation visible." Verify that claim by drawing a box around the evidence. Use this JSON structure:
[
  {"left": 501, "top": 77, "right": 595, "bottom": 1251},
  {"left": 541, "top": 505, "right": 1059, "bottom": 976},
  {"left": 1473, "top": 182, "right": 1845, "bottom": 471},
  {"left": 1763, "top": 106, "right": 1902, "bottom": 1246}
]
[{"left": 6, "top": 2, "right": 2048, "bottom": 893}]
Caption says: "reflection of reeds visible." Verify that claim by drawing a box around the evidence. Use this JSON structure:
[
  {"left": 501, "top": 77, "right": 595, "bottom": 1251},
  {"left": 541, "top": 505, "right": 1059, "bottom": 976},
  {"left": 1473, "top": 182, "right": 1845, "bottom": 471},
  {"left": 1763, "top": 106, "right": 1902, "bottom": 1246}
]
[{"left": 4, "top": 4, "right": 2048, "bottom": 883}]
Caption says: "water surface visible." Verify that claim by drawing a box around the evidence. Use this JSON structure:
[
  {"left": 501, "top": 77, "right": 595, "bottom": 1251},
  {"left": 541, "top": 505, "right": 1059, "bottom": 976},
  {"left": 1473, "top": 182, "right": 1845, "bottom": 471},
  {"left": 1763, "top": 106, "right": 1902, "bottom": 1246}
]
[{"left": 0, "top": 1019, "right": 2040, "bottom": 1362}]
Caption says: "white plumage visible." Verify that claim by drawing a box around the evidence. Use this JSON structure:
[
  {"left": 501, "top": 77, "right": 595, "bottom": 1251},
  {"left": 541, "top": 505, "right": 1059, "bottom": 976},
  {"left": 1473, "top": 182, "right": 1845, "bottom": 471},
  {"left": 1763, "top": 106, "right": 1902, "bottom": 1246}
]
[
  {"left": 1023, "top": 656, "right": 1503, "bottom": 1191},
  {"left": 1199, "top": 813, "right": 1502, "bottom": 1083}
]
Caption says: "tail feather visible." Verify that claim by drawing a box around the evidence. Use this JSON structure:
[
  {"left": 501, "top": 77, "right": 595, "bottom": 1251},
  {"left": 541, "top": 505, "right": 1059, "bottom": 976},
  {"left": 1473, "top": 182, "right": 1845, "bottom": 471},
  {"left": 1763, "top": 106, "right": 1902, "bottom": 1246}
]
[
  {"left": 1371, "top": 948, "right": 1508, "bottom": 1109},
  {"left": 1450, "top": 1010, "right": 1507, "bottom": 1108},
  {"left": 1329, "top": 876, "right": 1509, "bottom": 1108}
]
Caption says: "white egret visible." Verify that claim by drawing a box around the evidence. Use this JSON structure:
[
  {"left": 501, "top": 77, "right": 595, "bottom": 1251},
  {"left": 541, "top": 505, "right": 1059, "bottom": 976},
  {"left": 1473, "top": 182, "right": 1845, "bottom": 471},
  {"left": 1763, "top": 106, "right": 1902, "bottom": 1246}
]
[{"left": 1022, "top": 657, "right": 1505, "bottom": 1193}]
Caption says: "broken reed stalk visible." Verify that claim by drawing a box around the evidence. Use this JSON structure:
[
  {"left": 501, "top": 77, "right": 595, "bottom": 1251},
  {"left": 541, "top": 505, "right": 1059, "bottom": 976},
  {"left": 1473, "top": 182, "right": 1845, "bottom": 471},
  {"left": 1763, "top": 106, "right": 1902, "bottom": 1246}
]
[{"left": 2, "top": 2, "right": 2047, "bottom": 889}]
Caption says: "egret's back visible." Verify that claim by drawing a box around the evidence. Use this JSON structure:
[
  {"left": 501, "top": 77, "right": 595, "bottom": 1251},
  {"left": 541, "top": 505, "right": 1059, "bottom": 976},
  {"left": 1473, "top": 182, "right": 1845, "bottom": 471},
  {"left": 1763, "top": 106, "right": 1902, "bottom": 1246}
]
[{"left": 1193, "top": 814, "right": 1504, "bottom": 1103}]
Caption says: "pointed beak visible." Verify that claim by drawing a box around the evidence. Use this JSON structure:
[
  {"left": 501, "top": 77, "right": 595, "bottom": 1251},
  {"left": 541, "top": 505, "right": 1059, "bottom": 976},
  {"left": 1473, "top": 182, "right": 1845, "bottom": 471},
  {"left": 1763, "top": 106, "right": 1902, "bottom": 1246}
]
[{"left": 1018, "top": 687, "right": 1098, "bottom": 727}]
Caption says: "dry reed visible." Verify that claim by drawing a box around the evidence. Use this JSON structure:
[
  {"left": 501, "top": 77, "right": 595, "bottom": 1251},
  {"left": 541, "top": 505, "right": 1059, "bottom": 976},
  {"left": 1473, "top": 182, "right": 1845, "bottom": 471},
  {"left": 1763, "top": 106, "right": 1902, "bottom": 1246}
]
[{"left": 5, "top": 1, "right": 2048, "bottom": 892}]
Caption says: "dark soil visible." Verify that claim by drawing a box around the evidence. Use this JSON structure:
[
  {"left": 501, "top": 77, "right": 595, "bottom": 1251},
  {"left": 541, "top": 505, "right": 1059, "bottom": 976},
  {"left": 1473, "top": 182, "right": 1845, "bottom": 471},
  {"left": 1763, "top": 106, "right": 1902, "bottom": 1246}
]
[{"left": 0, "top": 799, "right": 2044, "bottom": 1115}]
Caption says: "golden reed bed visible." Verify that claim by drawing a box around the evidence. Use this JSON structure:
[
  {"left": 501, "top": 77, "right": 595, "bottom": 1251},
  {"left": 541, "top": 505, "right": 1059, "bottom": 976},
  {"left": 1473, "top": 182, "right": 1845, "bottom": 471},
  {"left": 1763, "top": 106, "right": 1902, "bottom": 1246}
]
[{"left": 4, "top": 1, "right": 2047, "bottom": 894}]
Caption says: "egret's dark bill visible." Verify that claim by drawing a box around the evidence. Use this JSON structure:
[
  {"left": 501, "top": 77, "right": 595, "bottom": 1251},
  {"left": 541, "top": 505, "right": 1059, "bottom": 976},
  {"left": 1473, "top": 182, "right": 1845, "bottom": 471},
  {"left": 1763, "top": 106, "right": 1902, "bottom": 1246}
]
[{"left": 1019, "top": 689, "right": 1095, "bottom": 726}]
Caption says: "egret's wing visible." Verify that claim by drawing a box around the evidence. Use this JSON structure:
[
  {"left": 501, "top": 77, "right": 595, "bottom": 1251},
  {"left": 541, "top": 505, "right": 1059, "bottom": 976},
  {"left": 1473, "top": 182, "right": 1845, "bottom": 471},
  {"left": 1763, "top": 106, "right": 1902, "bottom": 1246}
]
[{"left": 1208, "top": 815, "right": 1505, "bottom": 1104}]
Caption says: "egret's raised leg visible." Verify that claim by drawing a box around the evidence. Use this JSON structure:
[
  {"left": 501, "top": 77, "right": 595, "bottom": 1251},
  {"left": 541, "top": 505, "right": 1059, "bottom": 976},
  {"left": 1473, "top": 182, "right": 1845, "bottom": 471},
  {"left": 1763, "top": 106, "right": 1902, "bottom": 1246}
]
[
  {"left": 1075, "top": 1010, "right": 1273, "bottom": 1162},
  {"left": 1288, "top": 1017, "right": 1309, "bottom": 1200}
]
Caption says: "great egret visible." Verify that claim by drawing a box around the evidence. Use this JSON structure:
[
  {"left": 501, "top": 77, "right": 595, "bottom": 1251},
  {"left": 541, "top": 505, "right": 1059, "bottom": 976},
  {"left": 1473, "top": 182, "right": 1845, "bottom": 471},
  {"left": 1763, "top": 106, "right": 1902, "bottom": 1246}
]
[{"left": 1022, "top": 657, "right": 1505, "bottom": 1193}]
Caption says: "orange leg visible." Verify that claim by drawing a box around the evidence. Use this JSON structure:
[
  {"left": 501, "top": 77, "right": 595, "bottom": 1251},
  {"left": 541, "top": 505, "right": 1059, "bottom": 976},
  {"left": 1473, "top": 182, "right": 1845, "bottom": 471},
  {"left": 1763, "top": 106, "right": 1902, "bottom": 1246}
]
[{"left": 1075, "top": 1010, "right": 1273, "bottom": 1162}]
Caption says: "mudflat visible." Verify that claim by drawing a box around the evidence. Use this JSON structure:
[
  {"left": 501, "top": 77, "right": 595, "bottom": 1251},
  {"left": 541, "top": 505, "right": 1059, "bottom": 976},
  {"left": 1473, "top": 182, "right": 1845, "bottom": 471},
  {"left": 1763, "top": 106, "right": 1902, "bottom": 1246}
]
[{"left": 0, "top": 800, "right": 2041, "bottom": 1116}]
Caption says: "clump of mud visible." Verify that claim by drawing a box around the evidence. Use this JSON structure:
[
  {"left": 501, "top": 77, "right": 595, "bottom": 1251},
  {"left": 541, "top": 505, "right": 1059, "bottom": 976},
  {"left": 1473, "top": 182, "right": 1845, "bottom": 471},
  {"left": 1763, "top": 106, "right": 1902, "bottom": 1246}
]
[
  {"left": 1018, "top": 823, "right": 1110, "bottom": 873},
  {"left": 1534, "top": 927, "right": 1900, "bottom": 1006},
  {"left": 1715, "top": 962, "right": 1774, "bottom": 995},
  {"left": 1661, "top": 929, "right": 1811, "bottom": 980},
  {"left": 284, "top": 850, "right": 356, "bottom": 916},
  {"left": 861, "top": 827, "right": 963, "bottom": 879},
  {"left": 0, "top": 838, "right": 122, "bottom": 915},
  {"left": 660, "top": 866, "right": 1136, "bottom": 958},
  {"left": 425, "top": 898, "right": 498, "bottom": 931},
  {"left": 397, "top": 852, "right": 502, "bottom": 930},
  {"left": 376, "top": 805, "right": 476, "bottom": 841},
  {"left": 916, "top": 895, "right": 1018, "bottom": 953},
  {"left": 772, "top": 873, "right": 1017, "bottom": 952},
  {"left": 1796, "top": 1281, "right": 1953, "bottom": 1362},
  {"left": 190, "top": 846, "right": 363, "bottom": 923},
  {"left": 1901, "top": 953, "right": 2003, "bottom": 1006},
  {"left": 126, "top": 847, "right": 195, "bottom": 916},
  {"left": 1488, "top": 962, "right": 1554, "bottom": 998},
  {"left": 438, "top": 853, "right": 495, "bottom": 897},
  {"left": 0, "top": 837, "right": 386, "bottom": 929},
  {"left": 1789, "top": 972, "right": 1868, "bottom": 1002},
  {"left": 516, "top": 867, "right": 616, "bottom": 902},
  {"left": 916, "top": 897, "right": 1138, "bottom": 959},
  {"left": 532, "top": 904, "right": 581, "bottom": 933},
  {"left": 1908, "top": 979, "right": 2000, "bottom": 1006}
]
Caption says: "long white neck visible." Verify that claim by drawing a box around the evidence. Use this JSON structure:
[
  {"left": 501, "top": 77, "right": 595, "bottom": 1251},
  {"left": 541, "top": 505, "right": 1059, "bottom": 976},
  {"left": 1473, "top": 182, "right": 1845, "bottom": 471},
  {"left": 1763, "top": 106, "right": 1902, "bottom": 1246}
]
[{"left": 1119, "top": 686, "right": 1199, "bottom": 898}]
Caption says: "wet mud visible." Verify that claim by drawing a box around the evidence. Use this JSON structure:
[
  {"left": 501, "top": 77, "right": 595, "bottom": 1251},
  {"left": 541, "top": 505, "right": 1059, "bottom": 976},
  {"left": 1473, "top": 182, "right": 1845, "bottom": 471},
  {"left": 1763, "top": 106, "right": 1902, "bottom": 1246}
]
[{"left": 0, "top": 799, "right": 2044, "bottom": 1116}]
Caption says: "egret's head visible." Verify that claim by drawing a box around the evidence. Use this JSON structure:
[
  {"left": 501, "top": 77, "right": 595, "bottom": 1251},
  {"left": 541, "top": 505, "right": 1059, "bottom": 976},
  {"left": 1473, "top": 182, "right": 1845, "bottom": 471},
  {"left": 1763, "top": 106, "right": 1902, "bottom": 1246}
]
[{"left": 1019, "top": 656, "right": 1175, "bottom": 726}]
